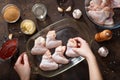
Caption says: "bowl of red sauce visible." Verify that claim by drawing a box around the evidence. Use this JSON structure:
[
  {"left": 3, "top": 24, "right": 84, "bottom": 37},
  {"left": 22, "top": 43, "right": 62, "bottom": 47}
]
[{"left": 0, "top": 39, "right": 18, "bottom": 61}]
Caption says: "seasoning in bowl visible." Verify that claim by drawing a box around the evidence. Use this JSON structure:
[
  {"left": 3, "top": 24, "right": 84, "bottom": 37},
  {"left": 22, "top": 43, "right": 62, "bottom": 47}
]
[
  {"left": 1, "top": 4, "right": 20, "bottom": 23},
  {"left": 20, "top": 19, "right": 36, "bottom": 35}
]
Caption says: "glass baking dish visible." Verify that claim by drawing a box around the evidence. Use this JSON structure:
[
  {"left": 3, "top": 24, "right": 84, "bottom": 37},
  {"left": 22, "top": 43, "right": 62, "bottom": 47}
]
[{"left": 26, "top": 18, "right": 92, "bottom": 77}]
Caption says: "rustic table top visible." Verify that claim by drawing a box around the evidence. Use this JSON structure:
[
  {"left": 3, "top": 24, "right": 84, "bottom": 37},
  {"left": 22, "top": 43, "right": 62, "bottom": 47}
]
[{"left": 0, "top": 0, "right": 120, "bottom": 80}]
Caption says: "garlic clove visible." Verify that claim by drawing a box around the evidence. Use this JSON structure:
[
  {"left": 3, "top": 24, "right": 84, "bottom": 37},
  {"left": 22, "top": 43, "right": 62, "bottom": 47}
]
[
  {"left": 8, "top": 33, "right": 13, "bottom": 40},
  {"left": 65, "top": 6, "right": 72, "bottom": 12},
  {"left": 57, "top": 7, "right": 63, "bottom": 12},
  {"left": 72, "top": 9, "right": 82, "bottom": 19}
]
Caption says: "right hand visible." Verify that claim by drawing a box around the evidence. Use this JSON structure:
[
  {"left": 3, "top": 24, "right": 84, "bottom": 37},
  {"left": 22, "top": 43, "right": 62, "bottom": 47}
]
[
  {"left": 72, "top": 37, "right": 94, "bottom": 59},
  {"left": 72, "top": 37, "right": 103, "bottom": 80}
]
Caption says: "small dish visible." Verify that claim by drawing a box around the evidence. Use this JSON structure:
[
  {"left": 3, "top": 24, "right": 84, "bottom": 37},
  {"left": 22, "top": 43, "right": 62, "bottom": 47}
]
[
  {"left": 26, "top": 18, "right": 92, "bottom": 77},
  {"left": 1, "top": 4, "right": 20, "bottom": 23},
  {"left": 20, "top": 19, "right": 36, "bottom": 35},
  {"left": 0, "top": 39, "right": 18, "bottom": 61},
  {"left": 85, "top": 0, "right": 120, "bottom": 29}
]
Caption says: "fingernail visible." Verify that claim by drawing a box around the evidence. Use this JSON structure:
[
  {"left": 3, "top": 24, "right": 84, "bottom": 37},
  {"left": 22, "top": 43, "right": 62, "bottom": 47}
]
[{"left": 24, "top": 53, "right": 27, "bottom": 57}]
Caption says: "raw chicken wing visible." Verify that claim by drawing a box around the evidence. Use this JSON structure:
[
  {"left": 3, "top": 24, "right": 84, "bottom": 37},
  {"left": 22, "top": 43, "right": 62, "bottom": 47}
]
[
  {"left": 39, "top": 50, "right": 59, "bottom": 71},
  {"left": 31, "top": 36, "right": 48, "bottom": 55},
  {"left": 111, "top": 0, "right": 120, "bottom": 8},
  {"left": 88, "top": 7, "right": 114, "bottom": 25},
  {"left": 52, "top": 46, "right": 69, "bottom": 64},
  {"left": 86, "top": 0, "right": 116, "bottom": 26},
  {"left": 87, "top": 0, "right": 101, "bottom": 11},
  {"left": 46, "top": 30, "right": 62, "bottom": 49},
  {"left": 65, "top": 38, "right": 79, "bottom": 57},
  {"left": 87, "top": 0, "right": 111, "bottom": 10}
]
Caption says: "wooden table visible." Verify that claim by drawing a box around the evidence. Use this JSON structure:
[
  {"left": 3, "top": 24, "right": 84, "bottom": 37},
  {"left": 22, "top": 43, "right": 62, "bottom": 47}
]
[{"left": 0, "top": 0, "right": 120, "bottom": 80}]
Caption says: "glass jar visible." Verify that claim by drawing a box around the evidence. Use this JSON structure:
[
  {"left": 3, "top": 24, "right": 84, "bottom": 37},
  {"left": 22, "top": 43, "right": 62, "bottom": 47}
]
[{"left": 32, "top": 3, "right": 47, "bottom": 21}]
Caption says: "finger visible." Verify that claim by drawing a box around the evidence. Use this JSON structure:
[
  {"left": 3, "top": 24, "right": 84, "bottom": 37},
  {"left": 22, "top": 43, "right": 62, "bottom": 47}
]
[
  {"left": 74, "top": 37, "right": 87, "bottom": 44},
  {"left": 74, "top": 37, "right": 85, "bottom": 42},
  {"left": 73, "top": 37, "right": 79, "bottom": 41},
  {"left": 23, "top": 53, "right": 29, "bottom": 65}
]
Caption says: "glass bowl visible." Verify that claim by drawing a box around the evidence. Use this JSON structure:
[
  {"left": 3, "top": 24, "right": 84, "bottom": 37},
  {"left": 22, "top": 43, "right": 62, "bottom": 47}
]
[
  {"left": 1, "top": 4, "right": 20, "bottom": 23},
  {"left": 85, "top": 0, "right": 120, "bottom": 29},
  {"left": 26, "top": 18, "right": 92, "bottom": 77},
  {"left": 0, "top": 39, "right": 18, "bottom": 62}
]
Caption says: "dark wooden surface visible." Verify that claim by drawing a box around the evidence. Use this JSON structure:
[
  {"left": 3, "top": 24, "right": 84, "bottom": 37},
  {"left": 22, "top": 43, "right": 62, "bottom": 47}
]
[{"left": 0, "top": 0, "right": 120, "bottom": 80}]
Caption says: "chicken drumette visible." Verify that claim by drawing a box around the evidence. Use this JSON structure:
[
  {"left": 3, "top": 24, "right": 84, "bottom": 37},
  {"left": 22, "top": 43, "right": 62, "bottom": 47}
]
[
  {"left": 65, "top": 38, "right": 80, "bottom": 57},
  {"left": 39, "top": 50, "right": 59, "bottom": 71},
  {"left": 31, "top": 36, "right": 48, "bottom": 55},
  {"left": 52, "top": 46, "right": 69, "bottom": 64},
  {"left": 46, "top": 30, "right": 62, "bottom": 49}
]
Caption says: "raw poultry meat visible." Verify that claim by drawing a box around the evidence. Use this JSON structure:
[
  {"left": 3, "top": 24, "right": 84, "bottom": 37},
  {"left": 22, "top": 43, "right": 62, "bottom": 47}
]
[
  {"left": 87, "top": 0, "right": 111, "bottom": 10},
  {"left": 86, "top": 0, "right": 118, "bottom": 26},
  {"left": 65, "top": 38, "right": 80, "bottom": 57},
  {"left": 31, "top": 36, "right": 48, "bottom": 55},
  {"left": 92, "top": 0, "right": 101, "bottom": 6},
  {"left": 111, "top": 0, "right": 120, "bottom": 8},
  {"left": 87, "top": 0, "right": 101, "bottom": 10},
  {"left": 88, "top": 6, "right": 114, "bottom": 25},
  {"left": 31, "top": 30, "right": 85, "bottom": 71},
  {"left": 46, "top": 30, "right": 62, "bottom": 49},
  {"left": 100, "top": 0, "right": 111, "bottom": 8},
  {"left": 52, "top": 46, "right": 69, "bottom": 64},
  {"left": 39, "top": 50, "right": 59, "bottom": 71},
  {"left": 88, "top": 0, "right": 110, "bottom": 11},
  {"left": 104, "top": 17, "right": 114, "bottom": 26}
]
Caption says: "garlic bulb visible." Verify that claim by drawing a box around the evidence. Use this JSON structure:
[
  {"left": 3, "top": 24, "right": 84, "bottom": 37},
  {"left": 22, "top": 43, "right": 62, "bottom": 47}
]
[
  {"left": 72, "top": 9, "right": 82, "bottom": 19},
  {"left": 98, "top": 46, "right": 109, "bottom": 57}
]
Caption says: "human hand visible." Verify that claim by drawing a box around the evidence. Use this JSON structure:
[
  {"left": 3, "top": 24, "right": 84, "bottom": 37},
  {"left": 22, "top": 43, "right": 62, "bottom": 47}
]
[
  {"left": 72, "top": 37, "right": 102, "bottom": 80},
  {"left": 72, "top": 37, "right": 94, "bottom": 59},
  {"left": 14, "top": 52, "right": 30, "bottom": 80}
]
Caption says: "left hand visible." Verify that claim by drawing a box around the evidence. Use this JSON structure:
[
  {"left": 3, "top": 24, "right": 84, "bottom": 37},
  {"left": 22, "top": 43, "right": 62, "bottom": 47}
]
[{"left": 14, "top": 52, "right": 31, "bottom": 80}]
